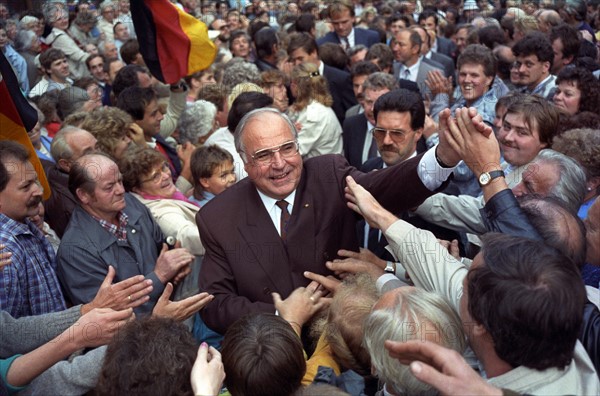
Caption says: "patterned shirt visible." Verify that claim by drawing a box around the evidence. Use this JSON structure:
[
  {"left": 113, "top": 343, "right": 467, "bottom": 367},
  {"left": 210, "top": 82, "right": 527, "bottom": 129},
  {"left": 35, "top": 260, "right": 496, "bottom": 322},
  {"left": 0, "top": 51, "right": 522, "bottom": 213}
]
[
  {"left": 91, "top": 212, "right": 129, "bottom": 241},
  {"left": 0, "top": 214, "right": 66, "bottom": 318}
]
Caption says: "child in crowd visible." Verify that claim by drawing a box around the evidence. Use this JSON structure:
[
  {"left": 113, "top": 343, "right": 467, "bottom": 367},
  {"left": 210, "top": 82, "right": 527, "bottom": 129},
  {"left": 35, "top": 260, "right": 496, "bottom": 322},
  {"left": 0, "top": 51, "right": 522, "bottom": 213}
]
[{"left": 189, "top": 145, "right": 236, "bottom": 207}]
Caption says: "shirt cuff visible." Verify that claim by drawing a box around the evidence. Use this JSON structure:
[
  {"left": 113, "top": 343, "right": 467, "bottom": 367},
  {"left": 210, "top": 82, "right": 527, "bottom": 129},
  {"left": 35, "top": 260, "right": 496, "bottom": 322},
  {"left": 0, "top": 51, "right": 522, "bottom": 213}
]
[
  {"left": 376, "top": 273, "right": 400, "bottom": 293},
  {"left": 417, "top": 145, "right": 459, "bottom": 191}
]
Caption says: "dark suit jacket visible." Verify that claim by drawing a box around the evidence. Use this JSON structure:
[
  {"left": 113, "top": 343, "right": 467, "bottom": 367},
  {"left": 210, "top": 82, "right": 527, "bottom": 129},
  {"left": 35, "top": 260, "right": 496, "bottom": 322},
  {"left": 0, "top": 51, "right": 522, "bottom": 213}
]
[
  {"left": 323, "top": 64, "right": 358, "bottom": 124},
  {"left": 317, "top": 28, "right": 380, "bottom": 48},
  {"left": 436, "top": 36, "right": 457, "bottom": 59},
  {"left": 43, "top": 163, "right": 77, "bottom": 238},
  {"left": 430, "top": 52, "right": 455, "bottom": 80},
  {"left": 342, "top": 113, "right": 372, "bottom": 168},
  {"left": 196, "top": 153, "right": 436, "bottom": 333}
]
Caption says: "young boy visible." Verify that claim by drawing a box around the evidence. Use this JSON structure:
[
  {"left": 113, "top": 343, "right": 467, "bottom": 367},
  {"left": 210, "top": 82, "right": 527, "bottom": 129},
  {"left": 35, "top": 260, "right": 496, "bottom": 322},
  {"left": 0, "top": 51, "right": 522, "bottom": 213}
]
[{"left": 189, "top": 145, "right": 236, "bottom": 207}]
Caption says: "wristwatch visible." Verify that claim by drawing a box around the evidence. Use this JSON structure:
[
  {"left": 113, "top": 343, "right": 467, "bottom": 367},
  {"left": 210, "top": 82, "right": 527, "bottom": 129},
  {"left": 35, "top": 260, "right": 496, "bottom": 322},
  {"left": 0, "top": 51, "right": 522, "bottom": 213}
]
[
  {"left": 478, "top": 170, "right": 505, "bottom": 186},
  {"left": 384, "top": 261, "right": 396, "bottom": 274}
]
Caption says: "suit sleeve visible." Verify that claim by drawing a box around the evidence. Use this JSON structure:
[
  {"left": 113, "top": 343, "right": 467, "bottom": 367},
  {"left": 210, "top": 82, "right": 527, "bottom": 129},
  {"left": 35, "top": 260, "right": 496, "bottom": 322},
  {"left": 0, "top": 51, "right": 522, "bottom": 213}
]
[{"left": 197, "top": 212, "right": 274, "bottom": 334}]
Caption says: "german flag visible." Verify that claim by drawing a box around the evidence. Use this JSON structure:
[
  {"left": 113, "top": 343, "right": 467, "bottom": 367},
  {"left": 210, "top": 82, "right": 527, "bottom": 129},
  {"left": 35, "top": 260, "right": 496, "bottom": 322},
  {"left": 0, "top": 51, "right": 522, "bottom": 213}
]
[
  {"left": 0, "top": 50, "right": 51, "bottom": 200},
  {"left": 131, "top": 0, "right": 217, "bottom": 84}
]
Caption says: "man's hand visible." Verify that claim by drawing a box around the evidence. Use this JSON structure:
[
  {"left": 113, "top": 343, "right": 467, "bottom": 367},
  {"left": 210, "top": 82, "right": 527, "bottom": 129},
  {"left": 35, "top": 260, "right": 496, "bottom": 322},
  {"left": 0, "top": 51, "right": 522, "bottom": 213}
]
[
  {"left": 154, "top": 242, "right": 195, "bottom": 284},
  {"left": 344, "top": 176, "right": 398, "bottom": 230},
  {"left": 191, "top": 343, "right": 225, "bottom": 396},
  {"left": 0, "top": 244, "right": 12, "bottom": 268},
  {"left": 272, "top": 287, "right": 327, "bottom": 330},
  {"left": 435, "top": 109, "right": 461, "bottom": 167},
  {"left": 385, "top": 340, "right": 502, "bottom": 396},
  {"left": 71, "top": 307, "right": 134, "bottom": 349},
  {"left": 84, "top": 266, "right": 153, "bottom": 314},
  {"left": 325, "top": 248, "right": 388, "bottom": 279},
  {"left": 128, "top": 123, "right": 146, "bottom": 146},
  {"left": 425, "top": 70, "right": 453, "bottom": 96},
  {"left": 437, "top": 239, "right": 460, "bottom": 260},
  {"left": 445, "top": 107, "right": 501, "bottom": 176},
  {"left": 422, "top": 115, "right": 439, "bottom": 139},
  {"left": 304, "top": 271, "right": 341, "bottom": 295},
  {"left": 152, "top": 283, "right": 213, "bottom": 322}
]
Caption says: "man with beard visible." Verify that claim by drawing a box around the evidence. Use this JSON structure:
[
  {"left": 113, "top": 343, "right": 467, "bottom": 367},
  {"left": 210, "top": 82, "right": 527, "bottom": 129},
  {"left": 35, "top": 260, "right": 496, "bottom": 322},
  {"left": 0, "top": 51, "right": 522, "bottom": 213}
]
[{"left": 0, "top": 141, "right": 66, "bottom": 317}]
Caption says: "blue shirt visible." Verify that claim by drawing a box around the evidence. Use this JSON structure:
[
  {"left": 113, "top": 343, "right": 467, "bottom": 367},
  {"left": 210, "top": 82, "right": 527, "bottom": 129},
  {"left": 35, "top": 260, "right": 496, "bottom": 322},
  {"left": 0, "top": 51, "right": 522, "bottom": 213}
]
[
  {"left": 0, "top": 215, "right": 66, "bottom": 318},
  {"left": 2, "top": 45, "right": 29, "bottom": 95}
]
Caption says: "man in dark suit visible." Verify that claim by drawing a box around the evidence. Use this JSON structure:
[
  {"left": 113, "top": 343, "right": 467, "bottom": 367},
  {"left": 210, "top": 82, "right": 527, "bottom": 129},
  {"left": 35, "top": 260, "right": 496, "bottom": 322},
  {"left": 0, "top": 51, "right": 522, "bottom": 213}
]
[
  {"left": 317, "top": 0, "right": 380, "bottom": 49},
  {"left": 418, "top": 10, "right": 457, "bottom": 59},
  {"left": 343, "top": 72, "right": 398, "bottom": 168},
  {"left": 287, "top": 32, "right": 357, "bottom": 123},
  {"left": 411, "top": 26, "right": 455, "bottom": 81},
  {"left": 196, "top": 108, "right": 462, "bottom": 334}
]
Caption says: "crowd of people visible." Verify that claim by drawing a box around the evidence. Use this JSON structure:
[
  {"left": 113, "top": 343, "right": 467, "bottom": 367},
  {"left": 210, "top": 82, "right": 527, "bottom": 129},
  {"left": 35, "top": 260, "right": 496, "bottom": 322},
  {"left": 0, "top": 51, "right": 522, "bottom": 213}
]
[{"left": 1, "top": 0, "right": 600, "bottom": 394}]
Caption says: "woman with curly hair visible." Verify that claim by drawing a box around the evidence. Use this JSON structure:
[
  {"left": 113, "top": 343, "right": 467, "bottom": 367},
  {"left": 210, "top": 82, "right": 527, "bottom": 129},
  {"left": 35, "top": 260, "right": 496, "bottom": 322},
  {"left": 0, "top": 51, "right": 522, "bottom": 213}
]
[
  {"left": 79, "top": 106, "right": 145, "bottom": 160},
  {"left": 288, "top": 62, "right": 343, "bottom": 159},
  {"left": 553, "top": 67, "right": 600, "bottom": 116}
]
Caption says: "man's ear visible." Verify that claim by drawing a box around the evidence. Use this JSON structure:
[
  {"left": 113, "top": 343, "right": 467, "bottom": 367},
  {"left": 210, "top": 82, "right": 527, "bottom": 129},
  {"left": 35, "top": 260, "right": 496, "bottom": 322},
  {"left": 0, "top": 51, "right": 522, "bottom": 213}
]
[
  {"left": 76, "top": 188, "right": 91, "bottom": 205},
  {"left": 58, "top": 158, "right": 71, "bottom": 172}
]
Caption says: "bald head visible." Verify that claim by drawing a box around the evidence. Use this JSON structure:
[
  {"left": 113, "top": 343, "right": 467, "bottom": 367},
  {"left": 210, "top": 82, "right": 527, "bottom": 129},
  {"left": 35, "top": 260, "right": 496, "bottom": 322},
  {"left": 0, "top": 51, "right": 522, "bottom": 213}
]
[{"left": 538, "top": 10, "right": 561, "bottom": 33}]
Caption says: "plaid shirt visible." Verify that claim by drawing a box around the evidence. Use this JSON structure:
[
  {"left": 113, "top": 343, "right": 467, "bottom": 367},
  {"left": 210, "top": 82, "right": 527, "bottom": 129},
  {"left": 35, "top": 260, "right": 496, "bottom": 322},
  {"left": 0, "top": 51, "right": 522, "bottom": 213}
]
[
  {"left": 91, "top": 212, "right": 129, "bottom": 241},
  {"left": 0, "top": 214, "right": 66, "bottom": 318}
]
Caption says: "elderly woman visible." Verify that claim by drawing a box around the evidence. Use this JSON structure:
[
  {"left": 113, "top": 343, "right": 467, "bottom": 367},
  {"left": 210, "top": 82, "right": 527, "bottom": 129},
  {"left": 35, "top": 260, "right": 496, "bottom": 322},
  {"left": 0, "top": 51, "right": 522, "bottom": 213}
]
[
  {"left": 120, "top": 146, "right": 204, "bottom": 257},
  {"left": 43, "top": 5, "right": 91, "bottom": 80},
  {"left": 553, "top": 67, "right": 600, "bottom": 116},
  {"left": 288, "top": 62, "right": 343, "bottom": 159},
  {"left": 14, "top": 28, "right": 41, "bottom": 88},
  {"left": 178, "top": 100, "right": 219, "bottom": 145},
  {"left": 80, "top": 106, "right": 144, "bottom": 160}
]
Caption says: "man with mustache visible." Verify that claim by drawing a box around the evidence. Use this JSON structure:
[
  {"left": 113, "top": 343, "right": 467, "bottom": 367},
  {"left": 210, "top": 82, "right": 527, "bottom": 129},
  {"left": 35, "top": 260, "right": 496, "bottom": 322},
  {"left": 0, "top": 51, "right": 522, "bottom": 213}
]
[{"left": 0, "top": 141, "right": 63, "bottom": 318}]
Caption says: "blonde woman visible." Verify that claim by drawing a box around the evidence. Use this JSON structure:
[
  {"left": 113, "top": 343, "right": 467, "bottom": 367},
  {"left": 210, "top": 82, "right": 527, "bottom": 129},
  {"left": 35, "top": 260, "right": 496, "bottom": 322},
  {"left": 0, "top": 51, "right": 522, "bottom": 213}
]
[{"left": 289, "top": 62, "right": 343, "bottom": 159}]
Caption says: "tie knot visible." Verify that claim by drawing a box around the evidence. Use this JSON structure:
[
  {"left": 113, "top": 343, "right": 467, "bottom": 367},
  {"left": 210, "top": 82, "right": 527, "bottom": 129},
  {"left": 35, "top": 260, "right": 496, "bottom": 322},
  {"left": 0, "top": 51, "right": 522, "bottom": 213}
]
[{"left": 276, "top": 200, "right": 288, "bottom": 211}]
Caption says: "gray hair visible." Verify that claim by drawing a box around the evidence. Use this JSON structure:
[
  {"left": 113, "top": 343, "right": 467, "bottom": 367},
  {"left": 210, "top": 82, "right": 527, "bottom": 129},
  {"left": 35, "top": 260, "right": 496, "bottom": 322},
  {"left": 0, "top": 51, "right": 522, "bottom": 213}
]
[
  {"left": 98, "top": 40, "right": 116, "bottom": 56},
  {"left": 234, "top": 108, "right": 298, "bottom": 161},
  {"left": 363, "top": 288, "right": 466, "bottom": 396},
  {"left": 99, "top": 0, "right": 115, "bottom": 13},
  {"left": 221, "top": 59, "right": 261, "bottom": 92},
  {"left": 362, "top": 72, "right": 398, "bottom": 92},
  {"left": 534, "top": 149, "right": 587, "bottom": 213},
  {"left": 14, "top": 29, "right": 37, "bottom": 52},
  {"left": 19, "top": 15, "right": 39, "bottom": 30},
  {"left": 50, "top": 126, "right": 86, "bottom": 162},
  {"left": 177, "top": 100, "right": 217, "bottom": 144}
]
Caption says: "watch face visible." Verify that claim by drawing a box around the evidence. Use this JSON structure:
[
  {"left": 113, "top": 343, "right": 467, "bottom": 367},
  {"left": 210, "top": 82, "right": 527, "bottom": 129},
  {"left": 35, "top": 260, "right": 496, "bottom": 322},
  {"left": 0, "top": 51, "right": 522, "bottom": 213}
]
[{"left": 479, "top": 173, "right": 491, "bottom": 185}]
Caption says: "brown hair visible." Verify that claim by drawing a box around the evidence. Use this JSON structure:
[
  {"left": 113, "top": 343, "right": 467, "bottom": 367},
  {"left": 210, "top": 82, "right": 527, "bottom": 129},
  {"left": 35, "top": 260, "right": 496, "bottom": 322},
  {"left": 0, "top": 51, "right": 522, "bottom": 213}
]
[{"left": 291, "top": 62, "right": 333, "bottom": 111}]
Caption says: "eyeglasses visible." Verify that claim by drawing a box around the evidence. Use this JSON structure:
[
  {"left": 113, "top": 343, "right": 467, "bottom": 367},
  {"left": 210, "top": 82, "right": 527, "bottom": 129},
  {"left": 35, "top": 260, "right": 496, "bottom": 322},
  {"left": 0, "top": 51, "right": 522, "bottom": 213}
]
[
  {"left": 141, "top": 162, "right": 170, "bottom": 184},
  {"left": 371, "top": 127, "right": 408, "bottom": 143},
  {"left": 247, "top": 140, "right": 299, "bottom": 164}
]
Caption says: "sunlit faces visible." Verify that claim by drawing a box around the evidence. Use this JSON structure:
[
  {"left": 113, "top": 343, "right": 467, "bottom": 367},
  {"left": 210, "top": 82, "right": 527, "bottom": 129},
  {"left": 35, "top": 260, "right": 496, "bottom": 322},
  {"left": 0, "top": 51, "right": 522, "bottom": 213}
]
[
  {"left": 363, "top": 88, "right": 390, "bottom": 125},
  {"left": 458, "top": 63, "right": 493, "bottom": 106},
  {"left": 103, "top": 42, "right": 118, "bottom": 59},
  {"left": 452, "top": 27, "right": 469, "bottom": 54},
  {"left": 52, "top": 9, "right": 69, "bottom": 30},
  {"left": 391, "top": 30, "right": 418, "bottom": 64},
  {"left": 114, "top": 23, "right": 130, "bottom": 41},
  {"left": 135, "top": 161, "right": 176, "bottom": 198},
  {"left": 88, "top": 56, "right": 106, "bottom": 82},
  {"left": 497, "top": 112, "right": 547, "bottom": 167},
  {"left": 551, "top": 38, "right": 569, "bottom": 75},
  {"left": 137, "top": 99, "right": 164, "bottom": 138},
  {"left": 62, "top": 130, "right": 98, "bottom": 171},
  {"left": 0, "top": 159, "right": 43, "bottom": 222},
  {"left": 242, "top": 112, "right": 303, "bottom": 200},
  {"left": 419, "top": 16, "right": 436, "bottom": 31},
  {"left": 231, "top": 35, "right": 250, "bottom": 59},
  {"left": 389, "top": 20, "right": 406, "bottom": 37},
  {"left": 374, "top": 111, "right": 422, "bottom": 166},
  {"left": 553, "top": 80, "right": 581, "bottom": 116},
  {"left": 288, "top": 47, "right": 320, "bottom": 67},
  {"left": 352, "top": 74, "right": 368, "bottom": 103},
  {"left": 77, "top": 156, "right": 126, "bottom": 222},
  {"left": 200, "top": 160, "right": 236, "bottom": 195},
  {"left": 330, "top": 9, "right": 354, "bottom": 38},
  {"left": 48, "top": 57, "right": 70, "bottom": 81},
  {"left": 512, "top": 160, "right": 560, "bottom": 198},
  {"left": 515, "top": 54, "right": 550, "bottom": 90}
]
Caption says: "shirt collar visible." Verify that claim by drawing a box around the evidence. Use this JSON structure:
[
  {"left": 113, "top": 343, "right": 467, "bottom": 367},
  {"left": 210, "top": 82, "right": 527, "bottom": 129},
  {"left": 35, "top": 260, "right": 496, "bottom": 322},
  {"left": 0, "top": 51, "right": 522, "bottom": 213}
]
[{"left": 257, "top": 189, "right": 297, "bottom": 215}]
